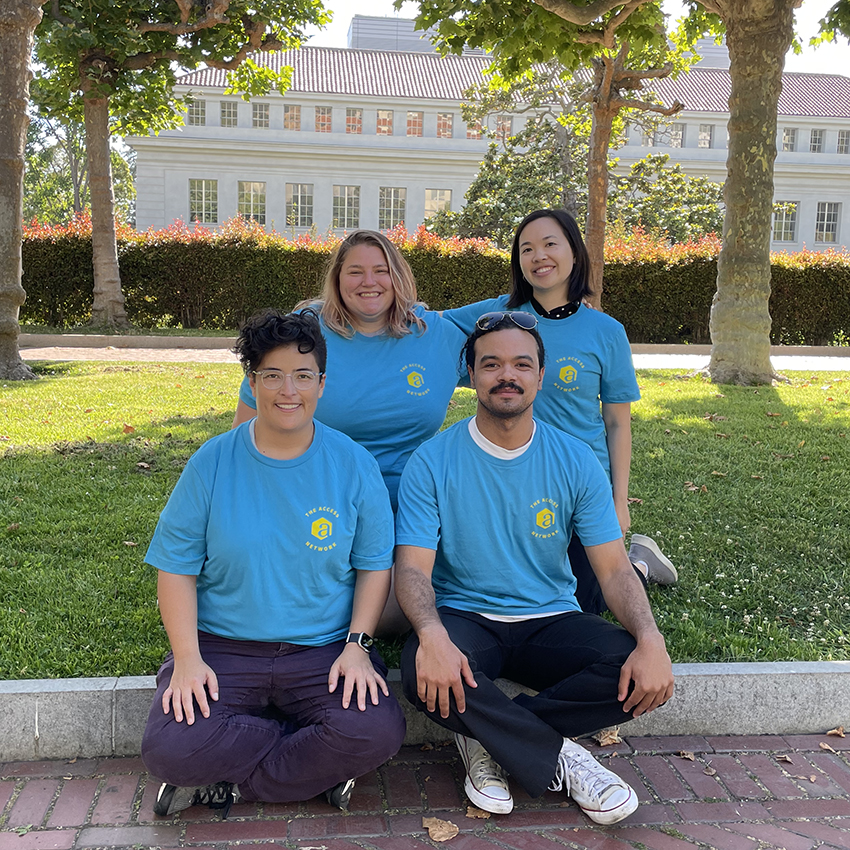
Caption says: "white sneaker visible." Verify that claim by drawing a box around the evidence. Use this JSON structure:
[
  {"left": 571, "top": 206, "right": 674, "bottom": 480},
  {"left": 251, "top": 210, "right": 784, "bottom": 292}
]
[
  {"left": 454, "top": 733, "right": 513, "bottom": 814},
  {"left": 550, "top": 737, "right": 638, "bottom": 825},
  {"left": 629, "top": 534, "right": 678, "bottom": 585}
]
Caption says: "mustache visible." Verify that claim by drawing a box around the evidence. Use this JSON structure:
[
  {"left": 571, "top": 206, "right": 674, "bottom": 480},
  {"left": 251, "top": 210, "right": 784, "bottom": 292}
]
[{"left": 490, "top": 382, "right": 524, "bottom": 394}]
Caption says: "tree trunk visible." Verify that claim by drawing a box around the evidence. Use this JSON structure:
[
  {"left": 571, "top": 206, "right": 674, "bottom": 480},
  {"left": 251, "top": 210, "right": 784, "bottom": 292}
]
[
  {"left": 707, "top": 1, "right": 797, "bottom": 384},
  {"left": 585, "top": 88, "right": 616, "bottom": 308},
  {"left": 0, "top": 0, "right": 42, "bottom": 380},
  {"left": 82, "top": 78, "right": 127, "bottom": 328}
]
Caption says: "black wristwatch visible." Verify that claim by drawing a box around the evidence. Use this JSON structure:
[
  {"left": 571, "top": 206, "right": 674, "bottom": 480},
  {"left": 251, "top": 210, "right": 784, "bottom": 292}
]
[{"left": 346, "top": 631, "right": 375, "bottom": 653}]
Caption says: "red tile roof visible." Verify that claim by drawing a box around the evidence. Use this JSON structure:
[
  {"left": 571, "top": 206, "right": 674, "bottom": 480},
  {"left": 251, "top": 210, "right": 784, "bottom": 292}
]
[{"left": 648, "top": 66, "right": 850, "bottom": 119}]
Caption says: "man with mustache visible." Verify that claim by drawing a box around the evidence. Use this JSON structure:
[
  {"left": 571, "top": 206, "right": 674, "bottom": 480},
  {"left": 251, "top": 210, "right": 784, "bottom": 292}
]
[{"left": 394, "top": 311, "right": 673, "bottom": 825}]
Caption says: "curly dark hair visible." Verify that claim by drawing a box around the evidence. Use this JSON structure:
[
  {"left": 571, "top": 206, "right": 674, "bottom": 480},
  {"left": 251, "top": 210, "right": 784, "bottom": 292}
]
[{"left": 233, "top": 308, "right": 327, "bottom": 376}]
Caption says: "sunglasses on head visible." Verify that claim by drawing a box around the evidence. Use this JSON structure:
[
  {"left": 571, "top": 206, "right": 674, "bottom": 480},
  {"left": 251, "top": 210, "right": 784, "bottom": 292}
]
[{"left": 475, "top": 311, "right": 539, "bottom": 332}]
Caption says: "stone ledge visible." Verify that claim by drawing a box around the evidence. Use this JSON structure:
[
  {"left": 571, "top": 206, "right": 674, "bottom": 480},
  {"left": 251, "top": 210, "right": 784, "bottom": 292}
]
[{"left": 1, "top": 662, "right": 848, "bottom": 762}]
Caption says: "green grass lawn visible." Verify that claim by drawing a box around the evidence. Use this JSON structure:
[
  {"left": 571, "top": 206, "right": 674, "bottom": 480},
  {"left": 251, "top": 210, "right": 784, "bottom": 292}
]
[{"left": 1, "top": 361, "right": 848, "bottom": 679}]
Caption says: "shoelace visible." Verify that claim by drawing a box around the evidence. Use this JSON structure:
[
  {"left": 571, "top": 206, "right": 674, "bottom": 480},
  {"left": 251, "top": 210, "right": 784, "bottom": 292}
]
[
  {"left": 193, "top": 782, "right": 236, "bottom": 818},
  {"left": 470, "top": 749, "right": 507, "bottom": 788},
  {"left": 549, "top": 751, "right": 617, "bottom": 800}
]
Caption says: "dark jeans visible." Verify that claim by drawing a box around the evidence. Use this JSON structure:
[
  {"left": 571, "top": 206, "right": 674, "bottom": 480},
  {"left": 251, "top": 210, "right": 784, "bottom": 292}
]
[
  {"left": 401, "top": 608, "right": 637, "bottom": 797},
  {"left": 142, "top": 632, "right": 406, "bottom": 803},
  {"left": 570, "top": 534, "right": 648, "bottom": 615}
]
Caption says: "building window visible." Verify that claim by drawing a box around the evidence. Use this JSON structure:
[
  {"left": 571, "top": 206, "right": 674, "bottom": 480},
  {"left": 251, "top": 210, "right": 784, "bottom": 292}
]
[
  {"left": 346, "top": 108, "right": 362, "bottom": 134},
  {"left": 220, "top": 102, "right": 238, "bottom": 128},
  {"left": 378, "top": 187, "right": 405, "bottom": 230},
  {"left": 810, "top": 129, "right": 825, "bottom": 153},
  {"left": 467, "top": 120, "right": 482, "bottom": 140},
  {"left": 772, "top": 201, "right": 797, "bottom": 242},
  {"left": 495, "top": 114, "right": 513, "bottom": 141},
  {"left": 815, "top": 202, "right": 840, "bottom": 243},
  {"left": 252, "top": 103, "right": 269, "bottom": 129},
  {"left": 377, "top": 110, "right": 393, "bottom": 135},
  {"left": 838, "top": 129, "right": 850, "bottom": 155},
  {"left": 238, "top": 181, "right": 266, "bottom": 225},
  {"left": 284, "top": 104, "right": 301, "bottom": 130},
  {"left": 286, "top": 183, "right": 313, "bottom": 227},
  {"left": 186, "top": 100, "right": 206, "bottom": 126},
  {"left": 406, "top": 111, "right": 423, "bottom": 137},
  {"left": 437, "top": 113, "right": 453, "bottom": 139},
  {"left": 424, "top": 189, "right": 452, "bottom": 218},
  {"left": 782, "top": 127, "right": 796, "bottom": 152},
  {"left": 668, "top": 123, "right": 685, "bottom": 148},
  {"left": 189, "top": 179, "right": 217, "bottom": 224},
  {"left": 333, "top": 185, "right": 360, "bottom": 229},
  {"left": 641, "top": 130, "right": 655, "bottom": 147},
  {"left": 698, "top": 124, "right": 714, "bottom": 149},
  {"left": 315, "top": 106, "right": 333, "bottom": 133}
]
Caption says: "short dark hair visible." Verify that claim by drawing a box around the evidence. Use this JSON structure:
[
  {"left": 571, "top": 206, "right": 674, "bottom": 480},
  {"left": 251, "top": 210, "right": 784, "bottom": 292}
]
[
  {"left": 233, "top": 309, "right": 327, "bottom": 376},
  {"left": 461, "top": 315, "right": 546, "bottom": 373},
  {"left": 507, "top": 209, "right": 592, "bottom": 307}
]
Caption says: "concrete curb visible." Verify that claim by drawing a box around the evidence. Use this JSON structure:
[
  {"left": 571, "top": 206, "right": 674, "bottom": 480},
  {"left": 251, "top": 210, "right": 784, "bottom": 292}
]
[
  {"left": 18, "top": 334, "right": 850, "bottom": 358},
  {"left": 2, "top": 662, "right": 848, "bottom": 762}
]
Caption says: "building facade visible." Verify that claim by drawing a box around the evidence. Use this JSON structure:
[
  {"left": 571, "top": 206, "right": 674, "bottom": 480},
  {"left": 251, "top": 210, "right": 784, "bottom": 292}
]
[{"left": 129, "top": 22, "right": 850, "bottom": 250}]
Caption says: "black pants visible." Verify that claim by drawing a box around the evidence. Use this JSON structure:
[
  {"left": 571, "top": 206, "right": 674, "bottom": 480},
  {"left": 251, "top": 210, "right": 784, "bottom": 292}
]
[{"left": 401, "top": 608, "right": 637, "bottom": 797}]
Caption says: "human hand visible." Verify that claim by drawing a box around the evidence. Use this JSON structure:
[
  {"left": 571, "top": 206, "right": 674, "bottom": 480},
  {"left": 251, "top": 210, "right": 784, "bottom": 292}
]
[
  {"left": 328, "top": 643, "right": 389, "bottom": 710},
  {"left": 162, "top": 657, "right": 219, "bottom": 725},
  {"left": 618, "top": 633, "right": 674, "bottom": 717},
  {"left": 416, "top": 628, "right": 477, "bottom": 718}
]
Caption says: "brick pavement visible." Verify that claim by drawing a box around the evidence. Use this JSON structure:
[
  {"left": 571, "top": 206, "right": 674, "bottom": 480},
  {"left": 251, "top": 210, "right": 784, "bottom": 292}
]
[{"left": 1, "top": 735, "right": 849, "bottom": 849}]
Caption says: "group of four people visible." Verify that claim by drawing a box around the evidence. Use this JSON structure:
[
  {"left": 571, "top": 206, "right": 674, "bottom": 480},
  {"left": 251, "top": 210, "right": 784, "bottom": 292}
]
[{"left": 141, "top": 210, "right": 677, "bottom": 826}]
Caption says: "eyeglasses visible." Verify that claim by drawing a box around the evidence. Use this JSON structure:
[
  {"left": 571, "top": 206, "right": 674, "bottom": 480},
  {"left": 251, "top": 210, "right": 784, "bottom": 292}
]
[
  {"left": 252, "top": 369, "right": 324, "bottom": 391},
  {"left": 475, "top": 311, "right": 539, "bottom": 332}
]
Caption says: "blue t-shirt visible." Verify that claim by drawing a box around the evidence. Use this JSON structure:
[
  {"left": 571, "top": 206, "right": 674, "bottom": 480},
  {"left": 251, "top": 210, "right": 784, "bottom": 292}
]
[
  {"left": 239, "top": 310, "right": 466, "bottom": 510},
  {"left": 145, "top": 421, "right": 394, "bottom": 645},
  {"left": 395, "top": 418, "right": 622, "bottom": 616},
  {"left": 443, "top": 298, "right": 640, "bottom": 478}
]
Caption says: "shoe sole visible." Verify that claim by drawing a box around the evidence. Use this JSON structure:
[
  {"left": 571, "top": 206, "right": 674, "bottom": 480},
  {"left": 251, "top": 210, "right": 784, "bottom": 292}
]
[
  {"left": 578, "top": 785, "right": 639, "bottom": 825},
  {"left": 629, "top": 534, "right": 678, "bottom": 584},
  {"left": 463, "top": 776, "right": 514, "bottom": 814}
]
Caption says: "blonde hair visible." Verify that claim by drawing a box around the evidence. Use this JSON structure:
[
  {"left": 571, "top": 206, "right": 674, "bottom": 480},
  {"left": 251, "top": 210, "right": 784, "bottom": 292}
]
[{"left": 299, "top": 230, "right": 426, "bottom": 338}]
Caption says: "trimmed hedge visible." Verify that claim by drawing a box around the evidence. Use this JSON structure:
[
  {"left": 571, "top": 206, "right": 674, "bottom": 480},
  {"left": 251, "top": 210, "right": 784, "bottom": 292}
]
[{"left": 20, "top": 216, "right": 850, "bottom": 345}]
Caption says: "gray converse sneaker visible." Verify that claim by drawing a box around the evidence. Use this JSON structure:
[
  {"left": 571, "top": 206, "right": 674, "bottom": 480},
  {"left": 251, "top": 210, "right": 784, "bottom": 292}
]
[
  {"left": 325, "top": 778, "right": 356, "bottom": 811},
  {"left": 550, "top": 737, "right": 638, "bottom": 825},
  {"left": 454, "top": 733, "right": 513, "bottom": 814},
  {"left": 629, "top": 534, "right": 678, "bottom": 585},
  {"left": 154, "top": 780, "right": 240, "bottom": 818}
]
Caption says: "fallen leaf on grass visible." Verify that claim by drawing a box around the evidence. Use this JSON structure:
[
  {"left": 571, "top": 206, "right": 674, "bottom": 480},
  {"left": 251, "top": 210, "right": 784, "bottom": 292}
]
[
  {"left": 423, "top": 816, "right": 459, "bottom": 842},
  {"left": 703, "top": 766, "right": 717, "bottom": 776},
  {"left": 684, "top": 481, "right": 699, "bottom": 491},
  {"left": 136, "top": 462, "right": 151, "bottom": 469},
  {"left": 821, "top": 455, "right": 831, "bottom": 461},
  {"left": 777, "top": 754, "right": 794, "bottom": 764},
  {"left": 0, "top": 435, "right": 10, "bottom": 441},
  {"left": 700, "top": 484, "right": 708, "bottom": 493},
  {"left": 715, "top": 432, "right": 730, "bottom": 438},
  {"left": 466, "top": 806, "right": 490, "bottom": 819},
  {"left": 84, "top": 408, "right": 94, "bottom": 413},
  {"left": 798, "top": 440, "right": 806, "bottom": 448},
  {"left": 627, "top": 497, "right": 643, "bottom": 505},
  {"left": 122, "top": 423, "right": 135, "bottom": 433},
  {"left": 592, "top": 727, "right": 622, "bottom": 746},
  {"left": 827, "top": 726, "right": 845, "bottom": 737},
  {"left": 751, "top": 474, "right": 764, "bottom": 480},
  {"left": 711, "top": 470, "right": 727, "bottom": 477},
  {"left": 123, "top": 541, "right": 138, "bottom": 547},
  {"left": 677, "top": 751, "right": 696, "bottom": 761},
  {"left": 7, "top": 523, "right": 20, "bottom": 531},
  {"left": 766, "top": 411, "right": 780, "bottom": 417},
  {"left": 819, "top": 742, "right": 838, "bottom": 754}
]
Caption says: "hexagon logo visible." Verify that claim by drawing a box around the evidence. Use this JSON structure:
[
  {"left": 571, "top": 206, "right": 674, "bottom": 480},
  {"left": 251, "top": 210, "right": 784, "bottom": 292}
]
[
  {"left": 536, "top": 508, "right": 555, "bottom": 529},
  {"left": 559, "top": 365, "right": 577, "bottom": 385},
  {"left": 311, "top": 518, "right": 333, "bottom": 540},
  {"left": 407, "top": 371, "right": 424, "bottom": 388}
]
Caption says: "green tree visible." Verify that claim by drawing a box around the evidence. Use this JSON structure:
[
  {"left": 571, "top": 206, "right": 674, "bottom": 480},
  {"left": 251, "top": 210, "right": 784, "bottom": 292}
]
[
  {"left": 1, "top": 0, "right": 44, "bottom": 380},
  {"left": 608, "top": 153, "right": 724, "bottom": 242},
  {"left": 409, "top": 0, "right": 685, "bottom": 304},
  {"left": 23, "top": 113, "right": 136, "bottom": 225},
  {"left": 33, "top": 0, "right": 327, "bottom": 328}
]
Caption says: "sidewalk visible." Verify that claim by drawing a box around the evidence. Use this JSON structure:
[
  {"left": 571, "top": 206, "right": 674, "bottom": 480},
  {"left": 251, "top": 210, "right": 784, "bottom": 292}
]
[{"left": 2, "top": 734, "right": 849, "bottom": 849}]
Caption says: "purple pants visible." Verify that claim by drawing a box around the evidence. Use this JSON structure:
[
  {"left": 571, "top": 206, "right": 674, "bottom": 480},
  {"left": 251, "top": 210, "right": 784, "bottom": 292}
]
[{"left": 142, "top": 632, "right": 406, "bottom": 803}]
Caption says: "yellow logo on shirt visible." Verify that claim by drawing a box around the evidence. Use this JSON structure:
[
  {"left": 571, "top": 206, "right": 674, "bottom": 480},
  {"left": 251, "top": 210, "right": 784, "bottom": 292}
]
[
  {"left": 530, "top": 498, "right": 560, "bottom": 539},
  {"left": 554, "top": 356, "right": 584, "bottom": 394},
  {"left": 305, "top": 506, "right": 339, "bottom": 551},
  {"left": 401, "top": 362, "right": 430, "bottom": 397}
]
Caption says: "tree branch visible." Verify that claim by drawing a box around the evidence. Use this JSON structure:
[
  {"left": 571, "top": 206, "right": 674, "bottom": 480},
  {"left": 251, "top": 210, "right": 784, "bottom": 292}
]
[
  {"left": 531, "top": 0, "right": 645, "bottom": 26},
  {"left": 124, "top": 50, "right": 185, "bottom": 69},
  {"left": 614, "top": 97, "right": 683, "bottom": 115},
  {"left": 50, "top": 0, "right": 73, "bottom": 25}
]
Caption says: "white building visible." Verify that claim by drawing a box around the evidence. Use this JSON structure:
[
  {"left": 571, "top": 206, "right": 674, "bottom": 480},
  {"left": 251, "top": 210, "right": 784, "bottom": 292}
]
[{"left": 129, "top": 20, "right": 850, "bottom": 250}]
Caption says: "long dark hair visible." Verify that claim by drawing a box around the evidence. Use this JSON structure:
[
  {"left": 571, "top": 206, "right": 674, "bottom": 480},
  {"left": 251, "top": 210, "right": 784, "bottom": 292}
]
[{"left": 507, "top": 209, "right": 592, "bottom": 308}]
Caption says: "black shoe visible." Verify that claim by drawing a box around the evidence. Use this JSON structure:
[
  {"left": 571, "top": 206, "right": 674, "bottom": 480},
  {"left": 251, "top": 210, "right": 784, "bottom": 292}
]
[
  {"left": 154, "top": 780, "right": 240, "bottom": 818},
  {"left": 324, "top": 778, "right": 355, "bottom": 811}
]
